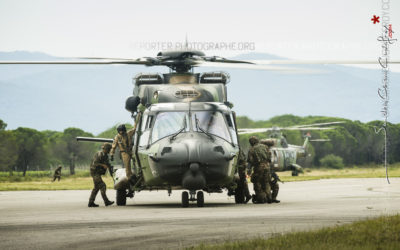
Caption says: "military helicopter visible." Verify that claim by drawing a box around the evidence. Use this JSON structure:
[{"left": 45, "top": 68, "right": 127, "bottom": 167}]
[
  {"left": 237, "top": 121, "right": 343, "bottom": 176},
  {"left": 1, "top": 50, "right": 396, "bottom": 207},
  {"left": 72, "top": 50, "right": 260, "bottom": 207}
]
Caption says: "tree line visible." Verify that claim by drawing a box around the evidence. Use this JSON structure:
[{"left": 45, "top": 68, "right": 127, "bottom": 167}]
[
  {"left": 0, "top": 115, "right": 398, "bottom": 175},
  {"left": 236, "top": 114, "right": 400, "bottom": 167},
  {"left": 0, "top": 119, "right": 98, "bottom": 175},
  {"left": 0, "top": 120, "right": 133, "bottom": 176}
]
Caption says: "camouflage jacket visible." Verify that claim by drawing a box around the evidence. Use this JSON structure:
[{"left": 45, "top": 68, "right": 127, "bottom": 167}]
[
  {"left": 90, "top": 151, "right": 110, "bottom": 171},
  {"left": 110, "top": 128, "right": 135, "bottom": 155},
  {"left": 237, "top": 149, "right": 246, "bottom": 169},
  {"left": 247, "top": 143, "right": 271, "bottom": 167},
  {"left": 54, "top": 168, "right": 62, "bottom": 177}
]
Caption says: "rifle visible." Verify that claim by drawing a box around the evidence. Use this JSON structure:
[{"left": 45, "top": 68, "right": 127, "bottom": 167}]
[
  {"left": 271, "top": 172, "right": 283, "bottom": 184},
  {"left": 246, "top": 163, "right": 252, "bottom": 176},
  {"left": 108, "top": 165, "right": 115, "bottom": 181}
]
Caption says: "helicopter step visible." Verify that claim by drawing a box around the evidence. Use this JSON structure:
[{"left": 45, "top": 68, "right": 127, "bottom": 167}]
[{"left": 181, "top": 190, "right": 204, "bottom": 207}]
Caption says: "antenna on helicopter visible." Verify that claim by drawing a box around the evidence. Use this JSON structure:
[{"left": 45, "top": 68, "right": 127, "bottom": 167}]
[{"left": 185, "top": 34, "right": 189, "bottom": 50}]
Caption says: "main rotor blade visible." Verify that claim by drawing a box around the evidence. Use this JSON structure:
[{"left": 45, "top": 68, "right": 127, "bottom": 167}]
[
  {"left": 249, "top": 60, "right": 400, "bottom": 65},
  {"left": 283, "top": 127, "right": 336, "bottom": 131},
  {"left": 238, "top": 128, "right": 274, "bottom": 134},
  {"left": 0, "top": 60, "right": 151, "bottom": 65},
  {"left": 290, "top": 121, "right": 345, "bottom": 128},
  {"left": 238, "top": 126, "right": 337, "bottom": 135},
  {"left": 76, "top": 136, "right": 113, "bottom": 143},
  {"left": 197, "top": 61, "right": 324, "bottom": 73},
  {"left": 78, "top": 57, "right": 134, "bottom": 60}
]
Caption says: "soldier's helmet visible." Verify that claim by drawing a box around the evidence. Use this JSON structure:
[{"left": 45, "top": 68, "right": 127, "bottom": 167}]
[
  {"left": 102, "top": 143, "right": 112, "bottom": 151},
  {"left": 117, "top": 124, "right": 127, "bottom": 133},
  {"left": 249, "top": 136, "right": 259, "bottom": 146}
]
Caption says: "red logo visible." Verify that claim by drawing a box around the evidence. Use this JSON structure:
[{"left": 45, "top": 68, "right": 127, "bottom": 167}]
[{"left": 371, "top": 15, "right": 380, "bottom": 24}]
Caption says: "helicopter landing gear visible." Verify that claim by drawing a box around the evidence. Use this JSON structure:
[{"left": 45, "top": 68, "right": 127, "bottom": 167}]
[
  {"left": 197, "top": 191, "right": 204, "bottom": 207},
  {"left": 181, "top": 190, "right": 204, "bottom": 207},
  {"left": 182, "top": 191, "right": 189, "bottom": 207},
  {"left": 234, "top": 188, "right": 245, "bottom": 204},
  {"left": 116, "top": 189, "right": 127, "bottom": 206}
]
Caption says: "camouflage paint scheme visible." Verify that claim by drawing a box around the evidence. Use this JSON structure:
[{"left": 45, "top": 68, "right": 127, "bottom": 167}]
[
  {"left": 133, "top": 102, "right": 238, "bottom": 191},
  {"left": 134, "top": 73, "right": 227, "bottom": 104},
  {"left": 120, "top": 72, "right": 240, "bottom": 193},
  {"left": 260, "top": 135, "right": 306, "bottom": 175}
]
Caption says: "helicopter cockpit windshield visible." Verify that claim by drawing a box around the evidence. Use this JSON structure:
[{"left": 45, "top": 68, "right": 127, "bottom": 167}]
[
  {"left": 147, "top": 110, "right": 236, "bottom": 144},
  {"left": 192, "top": 111, "right": 231, "bottom": 142},
  {"left": 151, "top": 112, "right": 189, "bottom": 143}
]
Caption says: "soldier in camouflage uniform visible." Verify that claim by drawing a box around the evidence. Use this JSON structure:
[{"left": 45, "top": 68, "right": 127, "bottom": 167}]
[
  {"left": 52, "top": 165, "right": 62, "bottom": 182},
  {"left": 236, "top": 148, "right": 252, "bottom": 203},
  {"left": 110, "top": 101, "right": 146, "bottom": 181},
  {"left": 261, "top": 139, "right": 280, "bottom": 203},
  {"left": 247, "top": 136, "right": 272, "bottom": 204},
  {"left": 270, "top": 171, "right": 280, "bottom": 203},
  {"left": 88, "top": 143, "right": 114, "bottom": 207},
  {"left": 110, "top": 124, "right": 136, "bottom": 180}
]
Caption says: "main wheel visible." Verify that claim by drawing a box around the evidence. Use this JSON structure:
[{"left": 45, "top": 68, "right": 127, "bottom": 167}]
[
  {"left": 116, "top": 189, "right": 127, "bottom": 206},
  {"left": 182, "top": 191, "right": 189, "bottom": 207},
  {"left": 197, "top": 191, "right": 204, "bottom": 207},
  {"left": 292, "top": 170, "right": 299, "bottom": 176}
]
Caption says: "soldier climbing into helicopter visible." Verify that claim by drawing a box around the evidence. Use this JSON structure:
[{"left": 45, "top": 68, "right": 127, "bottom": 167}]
[
  {"left": 110, "top": 98, "right": 146, "bottom": 191},
  {"left": 110, "top": 124, "right": 136, "bottom": 180}
]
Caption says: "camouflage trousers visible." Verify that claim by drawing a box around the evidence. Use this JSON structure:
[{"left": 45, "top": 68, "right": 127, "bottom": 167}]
[
  {"left": 89, "top": 170, "right": 109, "bottom": 203},
  {"left": 52, "top": 175, "right": 60, "bottom": 182},
  {"left": 270, "top": 181, "right": 279, "bottom": 200},
  {"left": 251, "top": 165, "right": 272, "bottom": 202},
  {"left": 239, "top": 170, "right": 251, "bottom": 199},
  {"left": 121, "top": 152, "right": 133, "bottom": 179}
]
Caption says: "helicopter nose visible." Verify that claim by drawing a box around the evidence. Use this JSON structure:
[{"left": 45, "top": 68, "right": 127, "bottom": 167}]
[
  {"left": 150, "top": 133, "right": 234, "bottom": 187},
  {"left": 182, "top": 163, "right": 206, "bottom": 190},
  {"left": 190, "top": 163, "right": 200, "bottom": 174}
]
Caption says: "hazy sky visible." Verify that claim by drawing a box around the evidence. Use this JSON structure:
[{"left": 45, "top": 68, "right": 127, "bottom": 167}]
[
  {"left": 0, "top": 0, "right": 399, "bottom": 65},
  {"left": 0, "top": 0, "right": 399, "bottom": 133}
]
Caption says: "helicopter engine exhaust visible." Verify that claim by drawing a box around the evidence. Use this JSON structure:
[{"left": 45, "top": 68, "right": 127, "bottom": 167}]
[{"left": 182, "top": 163, "right": 206, "bottom": 190}]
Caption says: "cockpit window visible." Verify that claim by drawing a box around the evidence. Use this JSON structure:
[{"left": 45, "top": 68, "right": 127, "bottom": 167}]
[
  {"left": 151, "top": 112, "right": 189, "bottom": 143},
  {"left": 192, "top": 111, "right": 231, "bottom": 142}
]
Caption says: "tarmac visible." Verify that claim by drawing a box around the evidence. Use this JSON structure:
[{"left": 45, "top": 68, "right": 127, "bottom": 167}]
[{"left": 0, "top": 178, "right": 399, "bottom": 249}]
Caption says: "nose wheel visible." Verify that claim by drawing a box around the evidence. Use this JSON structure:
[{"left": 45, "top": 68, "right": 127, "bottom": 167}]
[{"left": 181, "top": 190, "right": 204, "bottom": 207}]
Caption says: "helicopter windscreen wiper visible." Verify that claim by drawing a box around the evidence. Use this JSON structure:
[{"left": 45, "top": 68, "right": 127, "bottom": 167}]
[
  {"left": 195, "top": 114, "right": 214, "bottom": 141},
  {"left": 170, "top": 116, "right": 187, "bottom": 142},
  {"left": 151, "top": 112, "right": 188, "bottom": 142},
  {"left": 193, "top": 111, "right": 232, "bottom": 142}
]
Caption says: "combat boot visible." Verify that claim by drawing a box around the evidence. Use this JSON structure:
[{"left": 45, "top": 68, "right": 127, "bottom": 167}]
[
  {"left": 88, "top": 201, "right": 99, "bottom": 207},
  {"left": 105, "top": 200, "right": 114, "bottom": 206},
  {"left": 245, "top": 195, "right": 252, "bottom": 204},
  {"left": 251, "top": 195, "right": 264, "bottom": 204},
  {"left": 272, "top": 199, "right": 280, "bottom": 203}
]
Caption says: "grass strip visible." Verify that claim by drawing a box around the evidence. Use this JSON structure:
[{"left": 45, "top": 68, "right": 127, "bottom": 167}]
[
  {"left": 189, "top": 214, "right": 400, "bottom": 250},
  {"left": 0, "top": 165, "right": 399, "bottom": 191}
]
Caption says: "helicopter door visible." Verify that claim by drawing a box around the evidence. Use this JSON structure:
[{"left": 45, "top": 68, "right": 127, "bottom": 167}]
[
  {"left": 139, "top": 114, "right": 152, "bottom": 148},
  {"left": 225, "top": 114, "right": 238, "bottom": 146},
  {"left": 271, "top": 150, "right": 277, "bottom": 163},
  {"left": 271, "top": 149, "right": 279, "bottom": 168}
]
